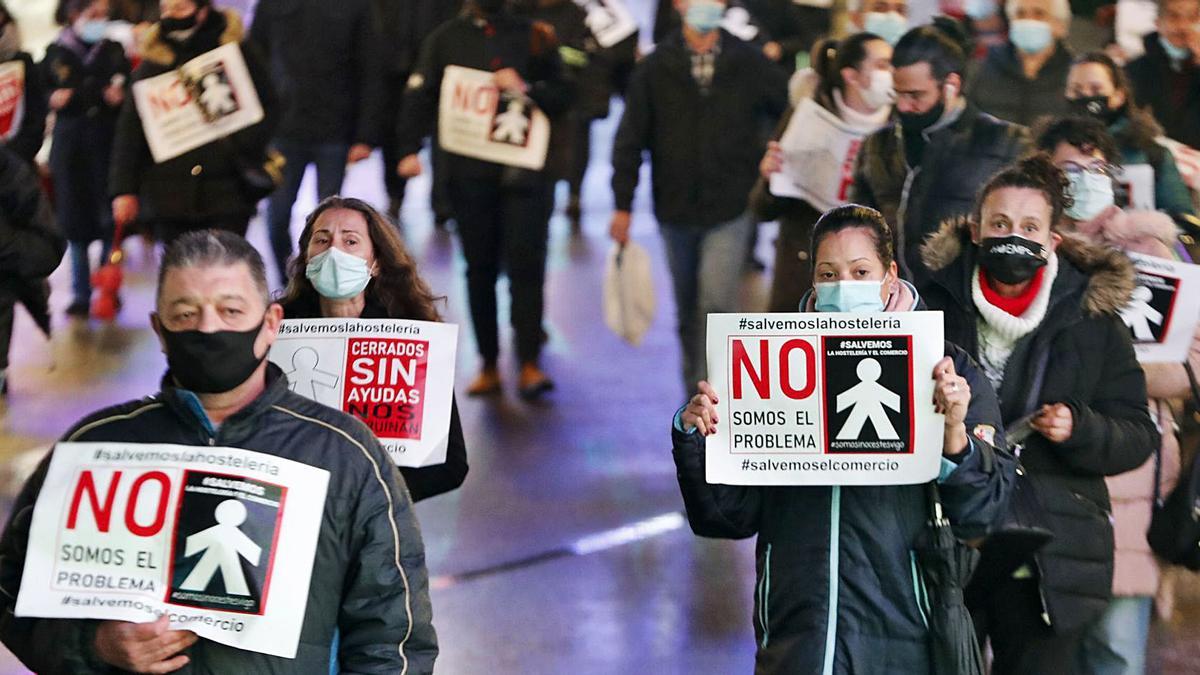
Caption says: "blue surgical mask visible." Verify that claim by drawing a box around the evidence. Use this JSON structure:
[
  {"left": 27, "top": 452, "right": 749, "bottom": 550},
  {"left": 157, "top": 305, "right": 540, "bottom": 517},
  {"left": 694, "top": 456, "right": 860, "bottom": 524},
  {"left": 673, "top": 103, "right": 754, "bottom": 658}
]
[
  {"left": 306, "top": 247, "right": 373, "bottom": 300},
  {"left": 75, "top": 19, "right": 107, "bottom": 44},
  {"left": 964, "top": 0, "right": 996, "bottom": 20},
  {"left": 1065, "top": 171, "right": 1115, "bottom": 221},
  {"left": 685, "top": 0, "right": 725, "bottom": 34},
  {"left": 1009, "top": 19, "right": 1053, "bottom": 54},
  {"left": 1159, "top": 34, "right": 1191, "bottom": 62},
  {"left": 863, "top": 12, "right": 907, "bottom": 46},
  {"left": 815, "top": 280, "right": 886, "bottom": 313}
]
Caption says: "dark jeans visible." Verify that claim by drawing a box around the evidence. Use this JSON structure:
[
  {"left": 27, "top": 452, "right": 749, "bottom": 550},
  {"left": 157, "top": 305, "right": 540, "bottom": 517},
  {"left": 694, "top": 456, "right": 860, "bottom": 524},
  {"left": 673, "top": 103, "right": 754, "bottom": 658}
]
[
  {"left": 566, "top": 112, "right": 593, "bottom": 198},
  {"left": 0, "top": 283, "right": 13, "bottom": 371},
  {"left": 974, "top": 576, "right": 1091, "bottom": 675},
  {"left": 266, "top": 139, "right": 350, "bottom": 279},
  {"left": 68, "top": 239, "right": 113, "bottom": 306},
  {"left": 449, "top": 176, "right": 552, "bottom": 364},
  {"left": 381, "top": 71, "right": 408, "bottom": 205}
]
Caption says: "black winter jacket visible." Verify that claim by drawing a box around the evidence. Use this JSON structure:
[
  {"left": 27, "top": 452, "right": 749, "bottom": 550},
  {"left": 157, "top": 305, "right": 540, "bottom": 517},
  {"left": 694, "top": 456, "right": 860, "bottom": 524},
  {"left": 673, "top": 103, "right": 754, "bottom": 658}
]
[
  {"left": 675, "top": 339, "right": 1015, "bottom": 674},
  {"left": 966, "top": 41, "right": 1073, "bottom": 128},
  {"left": 0, "top": 52, "right": 47, "bottom": 165},
  {"left": 108, "top": 9, "right": 279, "bottom": 223},
  {"left": 0, "top": 146, "right": 63, "bottom": 281},
  {"left": 850, "top": 104, "right": 1028, "bottom": 289},
  {"left": 920, "top": 220, "right": 1159, "bottom": 632},
  {"left": 250, "top": 0, "right": 384, "bottom": 145},
  {"left": 280, "top": 293, "right": 469, "bottom": 502},
  {"left": 0, "top": 365, "right": 438, "bottom": 674},
  {"left": 1127, "top": 32, "right": 1200, "bottom": 150},
  {"left": 612, "top": 31, "right": 788, "bottom": 227},
  {"left": 371, "top": 0, "right": 463, "bottom": 76}
]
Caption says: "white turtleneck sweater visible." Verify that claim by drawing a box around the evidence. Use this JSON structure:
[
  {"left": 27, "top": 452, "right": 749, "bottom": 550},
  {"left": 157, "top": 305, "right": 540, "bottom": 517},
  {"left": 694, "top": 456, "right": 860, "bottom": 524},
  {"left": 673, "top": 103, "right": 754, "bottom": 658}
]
[
  {"left": 831, "top": 88, "right": 893, "bottom": 133},
  {"left": 972, "top": 253, "right": 1059, "bottom": 392}
]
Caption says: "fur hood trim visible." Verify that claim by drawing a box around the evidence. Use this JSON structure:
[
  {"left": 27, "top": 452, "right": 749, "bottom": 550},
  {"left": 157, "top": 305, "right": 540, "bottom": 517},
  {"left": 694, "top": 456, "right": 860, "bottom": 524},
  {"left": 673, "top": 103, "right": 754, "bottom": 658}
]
[{"left": 139, "top": 8, "right": 244, "bottom": 67}]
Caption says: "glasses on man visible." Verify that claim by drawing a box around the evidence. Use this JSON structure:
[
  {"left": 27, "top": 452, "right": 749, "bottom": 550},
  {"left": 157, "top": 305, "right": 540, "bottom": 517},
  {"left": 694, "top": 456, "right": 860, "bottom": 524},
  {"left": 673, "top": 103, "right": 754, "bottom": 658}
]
[{"left": 1058, "top": 160, "right": 1116, "bottom": 179}]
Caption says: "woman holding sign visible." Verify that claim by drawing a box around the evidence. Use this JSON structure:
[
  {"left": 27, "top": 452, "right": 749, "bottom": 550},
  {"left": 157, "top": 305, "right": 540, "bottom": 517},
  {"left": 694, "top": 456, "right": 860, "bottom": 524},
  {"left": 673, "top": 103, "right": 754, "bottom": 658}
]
[
  {"left": 919, "top": 155, "right": 1159, "bottom": 672},
  {"left": 280, "top": 196, "right": 468, "bottom": 502},
  {"left": 674, "top": 205, "right": 1015, "bottom": 674}
]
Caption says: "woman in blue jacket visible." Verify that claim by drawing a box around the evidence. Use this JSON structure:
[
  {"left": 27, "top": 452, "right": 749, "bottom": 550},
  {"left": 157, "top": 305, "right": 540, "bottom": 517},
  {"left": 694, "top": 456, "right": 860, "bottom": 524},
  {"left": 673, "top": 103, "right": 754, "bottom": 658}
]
[{"left": 672, "top": 204, "right": 1016, "bottom": 674}]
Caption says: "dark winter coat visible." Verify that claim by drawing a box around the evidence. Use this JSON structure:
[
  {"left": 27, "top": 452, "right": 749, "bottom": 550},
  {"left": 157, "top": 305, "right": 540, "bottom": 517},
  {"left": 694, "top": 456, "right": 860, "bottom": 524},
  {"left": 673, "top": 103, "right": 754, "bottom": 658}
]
[
  {"left": 395, "top": 11, "right": 574, "bottom": 181},
  {"left": 674, "top": 338, "right": 1015, "bottom": 674},
  {"left": 612, "top": 30, "right": 788, "bottom": 227},
  {"left": 250, "top": 0, "right": 384, "bottom": 145},
  {"left": 1108, "top": 113, "right": 1196, "bottom": 219},
  {"left": 920, "top": 219, "right": 1159, "bottom": 632},
  {"left": 850, "top": 104, "right": 1029, "bottom": 289},
  {"left": 41, "top": 35, "right": 130, "bottom": 242},
  {"left": 371, "top": 0, "right": 463, "bottom": 76},
  {"left": 280, "top": 293, "right": 469, "bottom": 502},
  {"left": 966, "top": 41, "right": 1074, "bottom": 128},
  {"left": 0, "top": 52, "right": 47, "bottom": 165},
  {"left": 1127, "top": 32, "right": 1200, "bottom": 150},
  {"left": 744, "top": 0, "right": 830, "bottom": 73},
  {"left": 0, "top": 364, "right": 438, "bottom": 674},
  {"left": 0, "top": 146, "right": 64, "bottom": 282},
  {"left": 109, "top": 9, "right": 279, "bottom": 224}
]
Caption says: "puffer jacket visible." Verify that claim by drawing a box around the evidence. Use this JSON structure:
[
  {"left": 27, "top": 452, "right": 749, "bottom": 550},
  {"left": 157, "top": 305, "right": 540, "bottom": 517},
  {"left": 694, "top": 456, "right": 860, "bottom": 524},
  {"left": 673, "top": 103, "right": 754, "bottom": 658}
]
[
  {"left": 674, "top": 281, "right": 1016, "bottom": 674},
  {"left": 850, "top": 103, "right": 1028, "bottom": 290},
  {"left": 0, "top": 364, "right": 438, "bottom": 674},
  {"left": 966, "top": 41, "right": 1073, "bottom": 128},
  {"left": 1070, "top": 206, "right": 1184, "bottom": 598},
  {"left": 920, "top": 219, "right": 1160, "bottom": 632}
]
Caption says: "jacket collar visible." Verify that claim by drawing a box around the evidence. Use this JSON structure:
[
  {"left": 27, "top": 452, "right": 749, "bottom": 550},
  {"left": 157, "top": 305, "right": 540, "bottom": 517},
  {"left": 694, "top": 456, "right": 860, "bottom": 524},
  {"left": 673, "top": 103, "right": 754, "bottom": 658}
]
[
  {"left": 158, "top": 362, "right": 290, "bottom": 441},
  {"left": 139, "top": 7, "right": 242, "bottom": 67}
]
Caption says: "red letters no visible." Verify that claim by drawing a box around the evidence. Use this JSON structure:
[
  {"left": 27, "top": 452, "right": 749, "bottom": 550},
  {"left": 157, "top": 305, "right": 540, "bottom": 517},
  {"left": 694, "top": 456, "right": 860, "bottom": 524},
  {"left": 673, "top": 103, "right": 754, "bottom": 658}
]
[
  {"left": 732, "top": 339, "right": 770, "bottom": 399},
  {"left": 124, "top": 471, "right": 171, "bottom": 537},
  {"left": 66, "top": 470, "right": 122, "bottom": 532},
  {"left": 779, "top": 339, "right": 816, "bottom": 400}
]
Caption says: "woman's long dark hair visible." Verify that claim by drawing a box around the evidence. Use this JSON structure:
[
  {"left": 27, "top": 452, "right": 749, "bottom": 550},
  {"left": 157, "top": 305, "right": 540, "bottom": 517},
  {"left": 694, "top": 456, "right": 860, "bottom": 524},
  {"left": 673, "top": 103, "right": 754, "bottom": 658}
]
[
  {"left": 975, "top": 154, "right": 1074, "bottom": 227},
  {"left": 812, "top": 32, "right": 885, "bottom": 105},
  {"left": 280, "top": 196, "right": 444, "bottom": 322},
  {"left": 1074, "top": 51, "right": 1164, "bottom": 159}
]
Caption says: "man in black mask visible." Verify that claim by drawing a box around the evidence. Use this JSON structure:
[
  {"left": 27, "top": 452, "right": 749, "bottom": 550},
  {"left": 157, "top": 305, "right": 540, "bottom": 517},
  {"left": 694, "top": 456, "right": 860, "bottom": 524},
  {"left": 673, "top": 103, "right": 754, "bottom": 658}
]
[
  {"left": 850, "top": 20, "right": 1029, "bottom": 293},
  {"left": 0, "top": 230, "right": 437, "bottom": 673}
]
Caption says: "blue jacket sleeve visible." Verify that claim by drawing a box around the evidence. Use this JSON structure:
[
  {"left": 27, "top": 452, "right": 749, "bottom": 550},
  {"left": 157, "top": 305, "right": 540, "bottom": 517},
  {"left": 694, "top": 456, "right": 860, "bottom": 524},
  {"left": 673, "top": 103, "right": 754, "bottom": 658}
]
[{"left": 672, "top": 419, "right": 763, "bottom": 539}]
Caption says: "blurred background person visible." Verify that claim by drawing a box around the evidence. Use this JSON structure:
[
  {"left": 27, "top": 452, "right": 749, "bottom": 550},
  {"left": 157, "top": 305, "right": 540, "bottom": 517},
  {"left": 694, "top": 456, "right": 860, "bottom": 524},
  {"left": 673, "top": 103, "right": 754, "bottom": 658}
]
[
  {"left": 0, "top": 2, "right": 47, "bottom": 166},
  {"left": 279, "top": 196, "right": 468, "bottom": 502},
  {"left": 42, "top": 0, "right": 130, "bottom": 319},
  {"left": 1125, "top": 0, "right": 1200, "bottom": 149},
  {"left": 967, "top": 0, "right": 1075, "bottom": 126}
]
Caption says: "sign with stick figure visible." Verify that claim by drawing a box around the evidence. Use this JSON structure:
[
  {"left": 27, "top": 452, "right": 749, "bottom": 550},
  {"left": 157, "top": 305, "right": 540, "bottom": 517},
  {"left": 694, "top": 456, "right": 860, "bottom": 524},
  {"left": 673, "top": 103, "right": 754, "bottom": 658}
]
[
  {"left": 14, "top": 442, "right": 328, "bottom": 658},
  {"left": 1121, "top": 252, "right": 1200, "bottom": 363},
  {"left": 438, "top": 65, "right": 550, "bottom": 170},
  {"left": 269, "top": 319, "right": 459, "bottom": 467},
  {"left": 704, "top": 312, "right": 943, "bottom": 486},
  {"left": 571, "top": 0, "right": 638, "bottom": 47}
]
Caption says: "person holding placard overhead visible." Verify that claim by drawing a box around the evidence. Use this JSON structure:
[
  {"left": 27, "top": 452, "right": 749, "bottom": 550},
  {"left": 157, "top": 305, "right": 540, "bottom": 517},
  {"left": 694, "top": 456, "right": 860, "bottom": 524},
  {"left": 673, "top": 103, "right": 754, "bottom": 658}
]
[
  {"left": 674, "top": 204, "right": 1015, "bottom": 674},
  {"left": 918, "top": 154, "right": 1159, "bottom": 672},
  {"left": 1036, "top": 114, "right": 1188, "bottom": 674},
  {"left": 279, "top": 196, "right": 468, "bottom": 502},
  {"left": 394, "top": 0, "right": 573, "bottom": 400}
]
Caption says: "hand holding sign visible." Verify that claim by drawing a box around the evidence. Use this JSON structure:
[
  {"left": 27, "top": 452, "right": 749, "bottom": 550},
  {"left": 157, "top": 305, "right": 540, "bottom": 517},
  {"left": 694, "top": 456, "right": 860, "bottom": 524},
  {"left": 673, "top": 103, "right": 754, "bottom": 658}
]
[
  {"left": 1031, "top": 403, "right": 1074, "bottom": 443},
  {"left": 932, "top": 356, "right": 970, "bottom": 457},
  {"left": 94, "top": 614, "right": 197, "bottom": 674},
  {"left": 397, "top": 154, "right": 422, "bottom": 178},
  {"left": 682, "top": 381, "right": 721, "bottom": 435}
]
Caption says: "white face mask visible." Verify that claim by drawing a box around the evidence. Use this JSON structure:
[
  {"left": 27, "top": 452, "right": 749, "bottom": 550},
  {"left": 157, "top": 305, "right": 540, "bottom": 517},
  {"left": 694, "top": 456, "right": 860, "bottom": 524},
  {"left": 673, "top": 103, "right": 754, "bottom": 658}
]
[
  {"left": 305, "top": 247, "right": 373, "bottom": 300},
  {"left": 858, "top": 69, "right": 894, "bottom": 111}
]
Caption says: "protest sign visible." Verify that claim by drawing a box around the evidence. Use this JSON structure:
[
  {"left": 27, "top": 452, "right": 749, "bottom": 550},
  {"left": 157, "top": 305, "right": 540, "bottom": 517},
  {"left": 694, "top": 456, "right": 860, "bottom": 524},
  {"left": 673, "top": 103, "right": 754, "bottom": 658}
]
[
  {"left": 132, "top": 42, "right": 263, "bottom": 164},
  {"left": 438, "top": 65, "right": 550, "bottom": 170},
  {"left": 270, "top": 319, "right": 458, "bottom": 467},
  {"left": 0, "top": 60, "right": 25, "bottom": 143},
  {"left": 15, "top": 442, "right": 329, "bottom": 659},
  {"left": 1119, "top": 252, "right": 1200, "bottom": 363},
  {"left": 1116, "top": 164, "right": 1156, "bottom": 211},
  {"left": 705, "top": 312, "right": 945, "bottom": 486},
  {"left": 571, "top": 0, "right": 638, "bottom": 48},
  {"left": 769, "top": 98, "right": 868, "bottom": 212}
]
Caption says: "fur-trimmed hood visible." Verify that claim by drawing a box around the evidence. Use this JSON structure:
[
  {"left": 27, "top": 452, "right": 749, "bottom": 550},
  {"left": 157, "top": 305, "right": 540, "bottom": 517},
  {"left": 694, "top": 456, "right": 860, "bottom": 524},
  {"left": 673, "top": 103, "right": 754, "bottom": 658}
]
[
  {"left": 920, "top": 216, "right": 1136, "bottom": 317},
  {"left": 139, "top": 8, "right": 244, "bottom": 67}
]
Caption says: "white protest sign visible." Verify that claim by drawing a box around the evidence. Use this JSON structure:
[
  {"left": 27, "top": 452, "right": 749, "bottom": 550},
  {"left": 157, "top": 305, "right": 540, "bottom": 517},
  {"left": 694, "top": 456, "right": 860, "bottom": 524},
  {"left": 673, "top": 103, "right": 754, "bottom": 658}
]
[
  {"left": 132, "top": 42, "right": 264, "bottom": 164},
  {"left": 572, "top": 0, "right": 638, "bottom": 48},
  {"left": 15, "top": 442, "right": 329, "bottom": 659},
  {"left": 438, "top": 65, "right": 550, "bottom": 170},
  {"left": 770, "top": 97, "right": 871, "bottom": 212},
  {"left": 270, "top": 319, "right": 458, "bottom": 467},
  {"left": 1117, "top": 164, "right": 1156, "bottom": 211},
  {"left": 705, "top": 312, "right": 945, "bottom": 486},
  {"left": 0, "top": 60, "right": 25, "bottom": 143},
  {"left": 1120, "top": 252, "right": 1200, "bottom": 363}
]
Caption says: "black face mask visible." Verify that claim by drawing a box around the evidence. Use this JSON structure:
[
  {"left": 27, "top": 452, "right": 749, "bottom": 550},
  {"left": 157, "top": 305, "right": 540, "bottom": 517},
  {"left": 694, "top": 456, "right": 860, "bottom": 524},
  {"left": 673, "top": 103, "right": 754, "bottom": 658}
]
[
  {"left": 1067, "top": 95, "right": 1122, "bottom": 126},
  {"left": 161, "top": 321, "right": 266, "bottom": 394},
  {"left": 978, "top": 235, "right": 1050, "bottom": 285},
  {"left": 899, "top": 99, "right": 946, "bottom": 134},
  {"left": 475, "top": 0, "right": 506, "bottom": 13},
  {"left": 159, "top": 14, "right": 198, "bottom": 35}
]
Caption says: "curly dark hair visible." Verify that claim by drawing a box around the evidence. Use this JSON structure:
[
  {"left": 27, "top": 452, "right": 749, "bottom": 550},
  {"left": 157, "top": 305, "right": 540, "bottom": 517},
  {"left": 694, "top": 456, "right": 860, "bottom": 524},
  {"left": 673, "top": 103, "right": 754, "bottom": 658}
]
[
  {"left": 976, "top": 154, "right": 1074, "bottom": 227},
  {"left": 280, "top": 196, "right": 444, "bottom": 322},
  {"left": 810, "top": 204, "right": 895, "bottom": 267},
  {"left": 1032, "top": 115, "right": 1121, "bottom": 166}
]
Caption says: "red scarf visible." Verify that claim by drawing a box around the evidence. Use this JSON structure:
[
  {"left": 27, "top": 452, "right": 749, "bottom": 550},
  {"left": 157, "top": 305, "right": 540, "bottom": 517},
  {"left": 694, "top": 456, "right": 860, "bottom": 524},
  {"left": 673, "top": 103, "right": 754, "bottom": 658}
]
[{"left": 979, "top": 267, "right": 1045, "bottom": 317}]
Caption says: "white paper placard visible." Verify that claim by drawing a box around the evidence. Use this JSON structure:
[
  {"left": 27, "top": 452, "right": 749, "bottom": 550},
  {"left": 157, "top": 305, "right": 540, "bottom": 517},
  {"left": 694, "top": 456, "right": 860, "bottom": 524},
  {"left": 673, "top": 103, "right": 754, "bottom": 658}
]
[
  {"left": 705, "top": 312, "right": 945, "bottom": 486},
  {"left": 132, "top": 43, "right": 264, "bottom": 164},
  {"left": 437, "top": 65, "right": 550, "bottom": 170},
  {"left": 270, "top": 318, "right": 458, "bottom": 467},
  {"left": 15, "top": 442, "right": 329, "bottom": 659},
  {"left": 572, "top": 0, "right": 639, "bottom": 48},
  {"left": 1120, "top": 252, "right": 1200, "bottom": 363},
  {"left": 1117, "top": 164, "right": 1156, "bottom": 212},
  {"left": 770, "top": 97, "right": 871, "bottom": 212}
]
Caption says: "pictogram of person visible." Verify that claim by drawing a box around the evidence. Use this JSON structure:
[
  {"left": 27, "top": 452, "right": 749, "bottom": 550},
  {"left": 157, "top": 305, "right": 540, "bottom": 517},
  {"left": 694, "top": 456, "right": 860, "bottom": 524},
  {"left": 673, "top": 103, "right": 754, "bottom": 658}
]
[
  {"left": 836, "top": 358, "right": 901, "bottom": 440},
  {"left": 582, "top": 0, "right": 617, "bottom": 34},
  {"left": 198, "top": 71, "right": 237, "bottom": 118},
  {"left": 491, "top": 97, "right": 530, "bottom": 145},
  {"left": 284, "top": 347, "right": 340, "bottom": 401},
  {"left": 1120, "top": 285, "right": 1163, "bottom": 341},
  {"left": 179, "top": 499, "right": 261, "bottom": 596}
]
